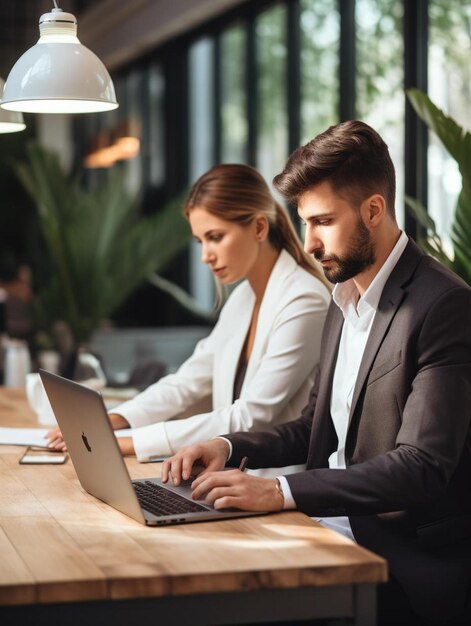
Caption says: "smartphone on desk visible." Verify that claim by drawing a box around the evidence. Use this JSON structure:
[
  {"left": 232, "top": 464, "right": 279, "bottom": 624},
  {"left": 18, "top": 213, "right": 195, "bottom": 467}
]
[{"left": 19, "top": 446, "right": 68, "bottom": 465}]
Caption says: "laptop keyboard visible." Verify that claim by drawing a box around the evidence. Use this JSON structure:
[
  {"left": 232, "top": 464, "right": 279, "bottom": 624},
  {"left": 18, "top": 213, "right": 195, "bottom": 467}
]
[{"left": 134, "top": 480, "right": 208, "bottom": 517}]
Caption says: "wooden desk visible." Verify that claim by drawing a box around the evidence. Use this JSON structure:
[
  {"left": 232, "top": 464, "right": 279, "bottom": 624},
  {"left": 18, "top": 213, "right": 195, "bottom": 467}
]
[{"left": 0, "top": 388, "right": 387, "bottom": 625}]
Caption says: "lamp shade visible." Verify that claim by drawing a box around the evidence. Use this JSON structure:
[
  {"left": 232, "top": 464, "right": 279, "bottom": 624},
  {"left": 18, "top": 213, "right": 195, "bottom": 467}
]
[
  {"left": 1, "top": 7, "right": 118, "bottom": 114},
  {"left": 0, "top": 78, "right": 26, "bottom": 133}
]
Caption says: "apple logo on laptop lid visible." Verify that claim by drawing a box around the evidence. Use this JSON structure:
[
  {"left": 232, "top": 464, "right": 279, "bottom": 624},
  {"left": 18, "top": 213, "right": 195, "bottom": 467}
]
[{"left": 81, "top": 432, "right": 92, "bottom": 452}]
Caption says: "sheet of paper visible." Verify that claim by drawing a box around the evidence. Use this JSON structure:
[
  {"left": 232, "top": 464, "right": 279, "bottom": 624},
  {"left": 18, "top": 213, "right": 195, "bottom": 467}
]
[
  {"left": 0, "top": 427, "right": 133, "bottom": 447},
  {"left": 0, "top": 427, "right": 50, "bottom": 447},
  {"left": 102, "top": 387, "right": 139, "bottom": 401}
]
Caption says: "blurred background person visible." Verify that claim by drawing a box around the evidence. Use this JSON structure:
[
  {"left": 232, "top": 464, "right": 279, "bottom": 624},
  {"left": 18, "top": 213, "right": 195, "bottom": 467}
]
[{"left": 0, "top": 255, "right": 34, "bottom": 341}]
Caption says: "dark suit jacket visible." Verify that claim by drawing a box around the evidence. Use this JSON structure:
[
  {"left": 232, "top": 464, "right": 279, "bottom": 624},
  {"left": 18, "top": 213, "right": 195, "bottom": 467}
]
[{"left": 226, "top": 239, "right": 471, "bottom": 621}]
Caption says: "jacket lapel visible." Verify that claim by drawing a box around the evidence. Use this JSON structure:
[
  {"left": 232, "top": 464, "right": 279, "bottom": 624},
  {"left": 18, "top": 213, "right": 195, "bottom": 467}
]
[
  {"left": 218, "top": 295, "right": 254, "bottom": 406},
  {"left": 347, "top": 285, "right": 405, "bottom": 425},
  {"left": 218, "top": 250, "right": 297, "bottom": 405},
  {"left": 243, "top": 250, "right": 297, "bottom": 385},
  {"left": 313, "top": 303, "right": 344, "bottom": 420},
  {"left": 307, "top": 302, "right": 343, "bottom": 466},
  {"left": 347, "top": 239, "right": 423, "bottom": 426}
]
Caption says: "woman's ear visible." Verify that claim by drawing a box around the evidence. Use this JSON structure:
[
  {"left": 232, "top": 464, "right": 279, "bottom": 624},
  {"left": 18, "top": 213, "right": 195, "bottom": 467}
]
[{"left": 254, "top": 215, "right": 269, "bottom": 241}]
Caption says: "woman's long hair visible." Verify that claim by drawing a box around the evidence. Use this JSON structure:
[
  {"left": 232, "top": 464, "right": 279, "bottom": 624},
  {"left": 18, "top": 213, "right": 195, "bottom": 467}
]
[{"left": 184, "top": 164, "right": 329, "bottom": 290}]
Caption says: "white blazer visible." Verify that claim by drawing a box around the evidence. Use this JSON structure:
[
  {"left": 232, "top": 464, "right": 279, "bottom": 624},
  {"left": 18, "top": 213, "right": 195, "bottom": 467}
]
[{"left": 115, "top": 250, "right": 330, "bottom": 464}]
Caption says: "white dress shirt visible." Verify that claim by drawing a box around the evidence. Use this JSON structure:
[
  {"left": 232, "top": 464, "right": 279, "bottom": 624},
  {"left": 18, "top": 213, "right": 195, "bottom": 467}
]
[{"left": 278, "top": 231, "right": 409, "bottom": 541}]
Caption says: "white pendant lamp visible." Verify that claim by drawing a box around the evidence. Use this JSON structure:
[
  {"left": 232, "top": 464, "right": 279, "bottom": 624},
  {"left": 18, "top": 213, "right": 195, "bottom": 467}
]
[
  {"left": 0, "top": 78, "right": 26, "bottom": 133},
  {"left": 1, "top": 2, "right": 118, "bottom": 115}
]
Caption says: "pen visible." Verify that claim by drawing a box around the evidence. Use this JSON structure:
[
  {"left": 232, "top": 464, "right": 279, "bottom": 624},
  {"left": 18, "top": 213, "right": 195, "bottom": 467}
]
[{"left": 238, "top": 456, "right": 248, "bottom": 472}]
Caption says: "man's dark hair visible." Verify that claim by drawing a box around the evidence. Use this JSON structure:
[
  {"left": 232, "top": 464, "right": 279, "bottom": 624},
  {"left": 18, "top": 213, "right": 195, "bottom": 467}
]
[{"left": 273, "top": 120, "right": 396, "bottom": 218}]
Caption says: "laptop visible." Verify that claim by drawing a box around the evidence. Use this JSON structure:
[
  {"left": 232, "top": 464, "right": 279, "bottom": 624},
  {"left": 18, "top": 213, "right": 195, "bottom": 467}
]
[{"left": 39, "top": 369, "right": 265, "bottom": 526}]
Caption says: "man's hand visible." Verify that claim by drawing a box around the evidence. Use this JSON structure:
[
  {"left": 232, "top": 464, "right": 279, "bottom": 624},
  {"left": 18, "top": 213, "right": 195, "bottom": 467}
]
[
  {"left": 161, "top": 439, "right": 230, "bottom": 486},
  {"left": 191, "top": 470, "right": 285, "bottom": 512}
]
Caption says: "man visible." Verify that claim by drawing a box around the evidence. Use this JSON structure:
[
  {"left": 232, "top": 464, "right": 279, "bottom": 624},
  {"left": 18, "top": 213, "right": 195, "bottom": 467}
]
[{"left": 162, "top": 121, "right": 471, "bottom": 625}]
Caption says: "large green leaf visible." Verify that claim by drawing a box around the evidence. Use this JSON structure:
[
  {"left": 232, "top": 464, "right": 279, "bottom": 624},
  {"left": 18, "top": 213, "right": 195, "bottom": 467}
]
[
  {"left": 404, "top": 195, "right": 453, "bottom": 269},
  {"left": 406, "top": 89, "right": 471, "bottom": 285},
  {"left": 15, "top": 143, "right": 192, "bottom": 343},
  {"left": 407, "top": 89, "right": 471, "bottom": 186}
]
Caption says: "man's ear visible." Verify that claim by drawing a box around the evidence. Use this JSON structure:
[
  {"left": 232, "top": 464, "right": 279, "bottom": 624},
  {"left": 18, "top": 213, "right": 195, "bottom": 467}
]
[{"left": 363, "top": 194, "right": 386, "bottom": 226}]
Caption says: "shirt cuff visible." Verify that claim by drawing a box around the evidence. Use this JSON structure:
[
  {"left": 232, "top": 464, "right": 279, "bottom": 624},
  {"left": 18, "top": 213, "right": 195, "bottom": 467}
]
[
  {"left": 215, "top": 436, "right": 232, "bottom": 461},
  {"left": 277, "top": 475, "right": 296, "bottom": 509},
  {"left": 132, "top": 422, "right": 173, "bottom": 462}
]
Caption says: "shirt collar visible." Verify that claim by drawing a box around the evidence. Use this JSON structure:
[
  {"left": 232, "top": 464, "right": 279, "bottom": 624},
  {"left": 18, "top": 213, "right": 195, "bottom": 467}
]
[{"left": 333, "top": 231, "right": 409, "bottom": 319}]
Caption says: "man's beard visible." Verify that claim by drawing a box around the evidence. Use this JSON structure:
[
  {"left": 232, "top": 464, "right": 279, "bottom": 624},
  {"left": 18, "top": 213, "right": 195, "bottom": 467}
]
[{"left": 315, "top": 218, "right": 376, "bottom": 284}]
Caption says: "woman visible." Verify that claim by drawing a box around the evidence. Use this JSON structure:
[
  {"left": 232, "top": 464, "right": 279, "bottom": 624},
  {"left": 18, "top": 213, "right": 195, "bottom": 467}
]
[{"left": 49, "top": 164, "right": 330, "bottom": 466}]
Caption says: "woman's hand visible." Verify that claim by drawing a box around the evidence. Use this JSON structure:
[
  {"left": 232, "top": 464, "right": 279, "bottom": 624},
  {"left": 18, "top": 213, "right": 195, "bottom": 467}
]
[
  {"left": 117, "top": 436, "right": 135, "bottom": 456},
  {"left": 191, "top": 470, "right": 285, "bottom": 512},
  {"left": 46, "top": 426, "right": 67, "bottom": 451},
  {"left": 46, "top": 412, "right": 130, "bottom": 452},
  {"left": 161, "top": 439, "right": 230, "bottom": 486},
  {"left": 108, "top": 412, "right": 130, "bottom": 429}
]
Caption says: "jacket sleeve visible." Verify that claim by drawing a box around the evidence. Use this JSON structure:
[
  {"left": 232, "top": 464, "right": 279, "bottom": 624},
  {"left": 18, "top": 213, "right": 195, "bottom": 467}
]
[
  {"left": 131, "top": 287, "right": 328, "bottom": 460},
  {"left": 224, "top": 377, "right": 319, "bottom": 469},
  {"left": 286, "top": 285, "right": 471, "bottom": 517}
]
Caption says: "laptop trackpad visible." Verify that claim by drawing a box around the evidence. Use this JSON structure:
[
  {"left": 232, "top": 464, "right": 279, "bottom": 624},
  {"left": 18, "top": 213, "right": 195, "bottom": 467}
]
[{"left": 154, "top": 477, "right": 210, "bottom": 508}]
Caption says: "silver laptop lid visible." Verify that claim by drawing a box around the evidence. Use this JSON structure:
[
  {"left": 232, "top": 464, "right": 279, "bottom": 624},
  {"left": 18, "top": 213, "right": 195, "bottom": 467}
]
[
  {"left": 39, "top": 369, "right": 267, "bottom": 527},
  {"left": 39, "top": 369, "right": 146, "bottom": 524}
]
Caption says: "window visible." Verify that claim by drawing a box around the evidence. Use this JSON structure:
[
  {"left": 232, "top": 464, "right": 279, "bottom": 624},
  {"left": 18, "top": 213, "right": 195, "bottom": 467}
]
[
  {"left": 72, "top": 0, "right": 467, "bottom": 326},
  {"left": 220, "top": 26, "right": 248, "bottom": 163},
  {"left": 188, "top": 37, "right": 216, "bottom": 310},
  {"left": 356, "top": 0, "right": 405, "bottom": 225},
  {"left": 255, "top": 4, "right": 288, "bottom": 181},
  {"left": 123, "top": 69, "right": 145, "bottom": 193},
  {"left": 428, "top": 0, "right": 471, "bottom": 246},
  {"left": 300, "top": 0, "right": 339, "bottom": 143},
  {"left": 188, "top": 38, "right": 216, "bottom": 181},
  {"left": 146, "top": 63, "right": 165, "bottom": 188}
]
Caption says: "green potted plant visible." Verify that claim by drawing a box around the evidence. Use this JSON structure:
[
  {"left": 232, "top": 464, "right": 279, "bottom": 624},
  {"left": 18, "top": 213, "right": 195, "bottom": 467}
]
[
  {"left": 406, "top": 88, "right": 471, "bottom": 285},
  {"left": 15, "top": 143, "right": 193, "bottom": 352}
]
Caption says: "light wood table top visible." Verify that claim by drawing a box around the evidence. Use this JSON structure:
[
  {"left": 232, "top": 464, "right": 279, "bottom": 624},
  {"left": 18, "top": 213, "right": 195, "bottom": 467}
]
[{"left": 0, "top": 387, "right": 387, "bottom": 624}]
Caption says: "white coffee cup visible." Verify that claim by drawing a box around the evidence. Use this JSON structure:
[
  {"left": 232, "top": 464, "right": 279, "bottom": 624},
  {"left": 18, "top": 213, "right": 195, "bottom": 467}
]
[
  {"left": 4, "top": 339, "right": 31, "bottom": 387},
  {"left": 37, "top": 350, "right": 60, "bottom": 374},
  {"left": 25, "top": 372, "right": 57, "bottom": 426}
]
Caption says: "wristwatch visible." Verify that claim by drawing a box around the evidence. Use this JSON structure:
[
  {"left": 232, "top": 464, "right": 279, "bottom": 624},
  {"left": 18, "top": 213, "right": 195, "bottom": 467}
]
[{"left": 274, "top": 478, "right": 285, "bottom": 508}]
